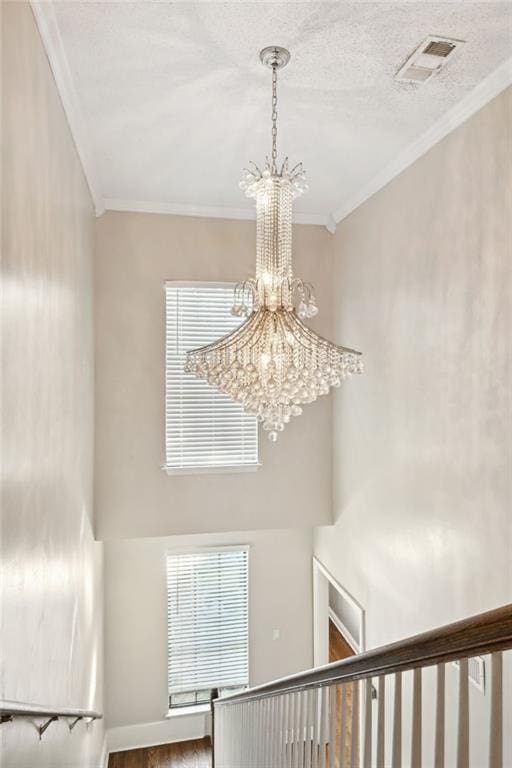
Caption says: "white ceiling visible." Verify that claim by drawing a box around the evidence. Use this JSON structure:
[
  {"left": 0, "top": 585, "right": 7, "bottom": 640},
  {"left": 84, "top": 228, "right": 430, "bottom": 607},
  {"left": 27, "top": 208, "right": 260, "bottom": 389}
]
[{"left": 46, "top": 1, "right": 512, "bottom": 223}]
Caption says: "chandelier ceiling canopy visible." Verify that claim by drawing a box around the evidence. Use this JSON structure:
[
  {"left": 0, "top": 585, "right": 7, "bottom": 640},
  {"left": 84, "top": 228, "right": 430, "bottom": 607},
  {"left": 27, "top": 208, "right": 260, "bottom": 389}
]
[{"left": 186, "top": 46, "right": 363, "bottom": 441}]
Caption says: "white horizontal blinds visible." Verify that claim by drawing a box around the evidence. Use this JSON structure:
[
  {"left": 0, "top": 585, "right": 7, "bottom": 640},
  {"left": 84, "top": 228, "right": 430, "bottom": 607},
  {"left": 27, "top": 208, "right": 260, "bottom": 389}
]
[
  {"left": 165, "top": 283, "right": 258, "bottom": 470},
  {"left": 167, "top": 549, "right": 249, "bottom": 695}
]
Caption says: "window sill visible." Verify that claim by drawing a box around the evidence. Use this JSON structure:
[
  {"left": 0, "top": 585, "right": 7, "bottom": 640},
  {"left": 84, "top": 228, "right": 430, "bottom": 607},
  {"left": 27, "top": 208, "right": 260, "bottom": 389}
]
[
  {"left": 162, "top": 463, "right": 261, "bottom": 476},
  {"left": 165, "top": 704, "right": 211, "bottom": 719}
]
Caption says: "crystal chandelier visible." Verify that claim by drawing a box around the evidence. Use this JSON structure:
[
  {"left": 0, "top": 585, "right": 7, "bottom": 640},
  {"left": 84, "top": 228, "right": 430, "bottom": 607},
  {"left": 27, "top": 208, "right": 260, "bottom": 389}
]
[{"left": 186, "top": 46, "right": 363, "bottom": 441}]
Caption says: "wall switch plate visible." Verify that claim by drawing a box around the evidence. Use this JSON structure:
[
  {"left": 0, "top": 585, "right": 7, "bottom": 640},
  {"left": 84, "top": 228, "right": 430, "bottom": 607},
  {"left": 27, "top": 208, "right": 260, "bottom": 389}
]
[{"left": 272, "top": 629, "right": 280, "bottom": 641}]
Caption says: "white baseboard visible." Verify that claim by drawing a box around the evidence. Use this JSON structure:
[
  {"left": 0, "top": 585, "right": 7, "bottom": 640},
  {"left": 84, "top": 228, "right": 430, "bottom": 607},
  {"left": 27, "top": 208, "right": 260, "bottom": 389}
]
[{"left": 107, "top": 712, "right": 208, "bottom": 753}]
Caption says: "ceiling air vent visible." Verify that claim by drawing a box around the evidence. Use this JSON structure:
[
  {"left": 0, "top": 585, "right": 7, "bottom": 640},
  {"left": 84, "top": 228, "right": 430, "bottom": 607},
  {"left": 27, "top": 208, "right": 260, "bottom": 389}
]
[{"left": 395, "top": 35, "right": 465, "bottom": 84}]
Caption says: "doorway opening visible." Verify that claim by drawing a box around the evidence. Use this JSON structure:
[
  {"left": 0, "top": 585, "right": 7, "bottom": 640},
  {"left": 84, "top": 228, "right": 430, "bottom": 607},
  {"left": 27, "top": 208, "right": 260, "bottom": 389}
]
[
  {"left": 312, "top": 557, "right": 366, "bottom": 766},
  {"left": 312, "top": 556, "right": 365, "bottom": 666}
]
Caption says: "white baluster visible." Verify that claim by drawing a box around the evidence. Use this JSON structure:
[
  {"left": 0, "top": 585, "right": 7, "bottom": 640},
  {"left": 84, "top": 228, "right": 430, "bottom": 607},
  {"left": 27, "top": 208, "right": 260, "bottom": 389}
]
[
  {"left": 272, "top": 696, "right": 283, "bottom": 766},
  {"left": 457, "top": 659, "right": 469, "bottom": 768},
  {"left": 377, "top": 676, "right": 385, "bottom": 768},
  {"left": 230, "top": 705, "right": 234, "bottom": 766},
  {"left": 305, "top": 690, "right": 313, "bottom": 768},
  {"left": 231, "top": 704, "right": 236, "bottom": 767},
  {"left": 363, "top": 678, "right": 372, "bottom": 768},
  {"left": 250, "top": 701, "right": 256, "bottom": 768},
  {"left": 250, "top": 701, "right": 254, "bottom": 768},
  {"left": 319, "top": 687, "right": 328, "bottom": 768},
  {"left": 249, "top": 701, "right": 258, "bottom": 768},
  {"left": 231, "top": 705, "right": 236, "bottom": 766},
  {"left": 258, "top": 699, "right": 264, "bottom": 768},
  {"left": 411, "top": 668, "right": 422, "bottom": 768},
  {"left": 329, "top": 685, "right": 337, "bottom": 768},
  {"left": 244, "top": 703, "right": 249, "bottom": 767},
  {"left": 392, "top": 671, "right": 402, "bottom": 768},
  {"left": 351, "top": 680, "right": 360, "bottom": 768},
  {"left": 297, "top": 691, "right": 303, "bottom": 768},
  {"left": 312, "top": 688, "right": 320, "bottom": 768},
  {"left": 434, "top": 664, "right": 445, "bottom": 768},
  {"left": 244, "top": 702, "right": 249, "bottom": 768},
  {"left": 288, "top": 693, "right": 294, "bottom": 768},
  {"left": 292, "top": 691, "right": 300, "bottom": 768},
  {"left": 214, "top": 704, "right": 221, "bottom": 768},
  {"left": 489, "top": 652, "right": 503, "bottom": 768},
  {"left": 268, "top": 697, "right": 276, "bottom": 768},
  {"left": 280, "top": 694, "right": 289, "bottom": 768},
  {"left": 260, "top": 699, "right": 266, "bottom": 767},
  {"left": 222, "top": 704, "right": 228, "bottom": 768},
  {"left": 339, "top": 683, "right": 347, "bottom": 768},
  {"left": 298, "top": 691, "right": 307, "bottom": 768},
  {"left": 240, "top": 702, "right": 246, "bottom": 767},
  {"left": 286, "top": 693, "right": 295, "bottom": 768},
  {"left": 228, "top": 704, "right": 233, "bottom": 768},
  {"left": 261, "top": 700, "right": 266, "bottom": 767},
  {"left": 239, "top": 704, "right": 244, "bottom": 766},
  {"left": 261, "top": 699, "right": 268, "bottom": 768},
  {"left": 269, "top": 697, "right": 276, "bottom": 768}
]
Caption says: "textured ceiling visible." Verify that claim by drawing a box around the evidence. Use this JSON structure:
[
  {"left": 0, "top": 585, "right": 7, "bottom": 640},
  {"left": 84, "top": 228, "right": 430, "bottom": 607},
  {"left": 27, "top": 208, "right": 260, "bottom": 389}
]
[{"left": 52, "top": 1, "right": 512, "bottom": 218}]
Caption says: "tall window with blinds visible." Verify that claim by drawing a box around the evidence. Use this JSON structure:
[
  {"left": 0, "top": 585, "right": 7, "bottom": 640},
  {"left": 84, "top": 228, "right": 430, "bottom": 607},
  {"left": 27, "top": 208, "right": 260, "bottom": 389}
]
[
  {"left": 167, "top": 548, "right": 249, "bottom": 710},
  {"left": 164, "top": 282, "right": 259, "bottom": 472}
]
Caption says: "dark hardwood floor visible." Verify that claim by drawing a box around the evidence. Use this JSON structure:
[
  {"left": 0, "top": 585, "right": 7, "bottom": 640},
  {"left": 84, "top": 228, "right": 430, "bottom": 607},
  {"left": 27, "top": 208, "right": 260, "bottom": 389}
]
[
  {"left": 329, "top": 618, "right": 354, "bottom": 663},
  {"left": 109, "top": 627, "right": 349, "bottom": 768},
  {"left": 108, "top": 737, "right": 211, "bottom": 768}
]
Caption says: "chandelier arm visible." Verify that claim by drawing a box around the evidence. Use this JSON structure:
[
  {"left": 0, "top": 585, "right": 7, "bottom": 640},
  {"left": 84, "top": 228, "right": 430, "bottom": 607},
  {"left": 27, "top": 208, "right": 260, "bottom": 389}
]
[
  {"left": 188, "top": 313, "right": 262, "bottom": 356},
  {"left": 187, "top": 310, "right": 268, "bottom": 357},
  {"left": 220, "top": 313, "right": 270, "bottom": 357},
  {"left": 282, "top": 312, "right": 362, "bottom": 357}
]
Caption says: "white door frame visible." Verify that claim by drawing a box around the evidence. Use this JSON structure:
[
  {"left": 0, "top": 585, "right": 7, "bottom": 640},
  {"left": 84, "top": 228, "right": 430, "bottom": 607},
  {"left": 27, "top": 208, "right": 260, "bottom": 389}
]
[{"left": 312, "top": 556, "right": 366, "bottom": 666}]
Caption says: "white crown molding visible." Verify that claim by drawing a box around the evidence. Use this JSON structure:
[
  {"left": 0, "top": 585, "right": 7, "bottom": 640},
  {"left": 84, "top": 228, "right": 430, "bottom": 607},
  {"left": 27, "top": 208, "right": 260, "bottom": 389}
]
[
  {"left": 104, "top": 198, "right": 329, "bottom": 227},
  {"left": 30, "top": 1, "right": 105, "bottom": 215},
  {"left": 31, "top": 1, "right": 511, "bottom": 231},
  {"left": 330, "top": 56, "right": 512, "bottom": 225}
]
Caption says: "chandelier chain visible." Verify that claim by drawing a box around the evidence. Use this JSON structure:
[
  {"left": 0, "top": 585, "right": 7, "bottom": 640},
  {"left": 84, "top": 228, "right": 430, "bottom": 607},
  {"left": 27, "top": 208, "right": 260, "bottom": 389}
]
[{"left": 271, "top": 64, "right": 278, "bottom": 173}]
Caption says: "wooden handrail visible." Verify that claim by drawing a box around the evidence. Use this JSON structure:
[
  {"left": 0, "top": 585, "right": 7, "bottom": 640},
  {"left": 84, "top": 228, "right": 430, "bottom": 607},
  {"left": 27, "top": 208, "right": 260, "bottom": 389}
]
[{"left": 216, "top": 603, "right": 512, "bottom": 706}]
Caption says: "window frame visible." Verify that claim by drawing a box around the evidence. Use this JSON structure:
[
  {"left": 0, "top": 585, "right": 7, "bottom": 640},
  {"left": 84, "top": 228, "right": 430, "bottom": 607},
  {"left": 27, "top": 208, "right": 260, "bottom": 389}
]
[
  {"left": 162, "top": 280, "right": 260, "bottom": 476},
  {"left": 165, "top": 544, "right": 250, "bottom": 713}
]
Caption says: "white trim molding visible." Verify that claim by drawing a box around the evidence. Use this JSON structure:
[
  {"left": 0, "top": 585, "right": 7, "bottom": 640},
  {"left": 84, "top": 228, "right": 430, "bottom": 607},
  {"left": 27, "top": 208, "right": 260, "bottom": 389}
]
[
  {"left": 328, "top": 607, "right": 359, "bottom": 654},
  {"left": 107, "top": 712, "right": 208, "bottom": 753},
  {"left": 330, "top": 57, "right": 512, "bottom": 224},
  {"left": 100, "top": 736, "right": 109, "bottom": 768},
  {"left": 30, "top": 1, "right": 104, "bottom": 215},
  {"left": 312, "top": 556, "right": 366, "bottom": 664},
  {"left": 104, "top": 198, "right": 328, "bottom": 227},
  {"left": 29, "top": 3, "right": 511, "bottom": 232}
]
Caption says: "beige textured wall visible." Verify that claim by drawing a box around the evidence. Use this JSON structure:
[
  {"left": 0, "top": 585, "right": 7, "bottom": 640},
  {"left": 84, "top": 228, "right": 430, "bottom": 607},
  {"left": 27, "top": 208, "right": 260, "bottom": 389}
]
[
  {"left": 94, "top": 212, "right": 333, "bottom": 539},
  {"left": 315, "top": 88, "right": 512, "bottom": 766},
  {"left": 104, "top": 528, "right": 313, "bottom": 749},
  {"left": 1, "top": 4, "right": 104, "bottom": 765}
]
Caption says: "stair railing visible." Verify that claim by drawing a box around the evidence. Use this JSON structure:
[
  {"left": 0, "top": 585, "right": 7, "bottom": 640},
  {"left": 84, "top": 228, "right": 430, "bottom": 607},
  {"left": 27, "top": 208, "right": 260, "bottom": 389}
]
[
  {"left": 212, "top": 603, "right": 512, "bottom": 767},
  {"left": 0, "top": 701, "right": 102, "bottom": 739}
]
